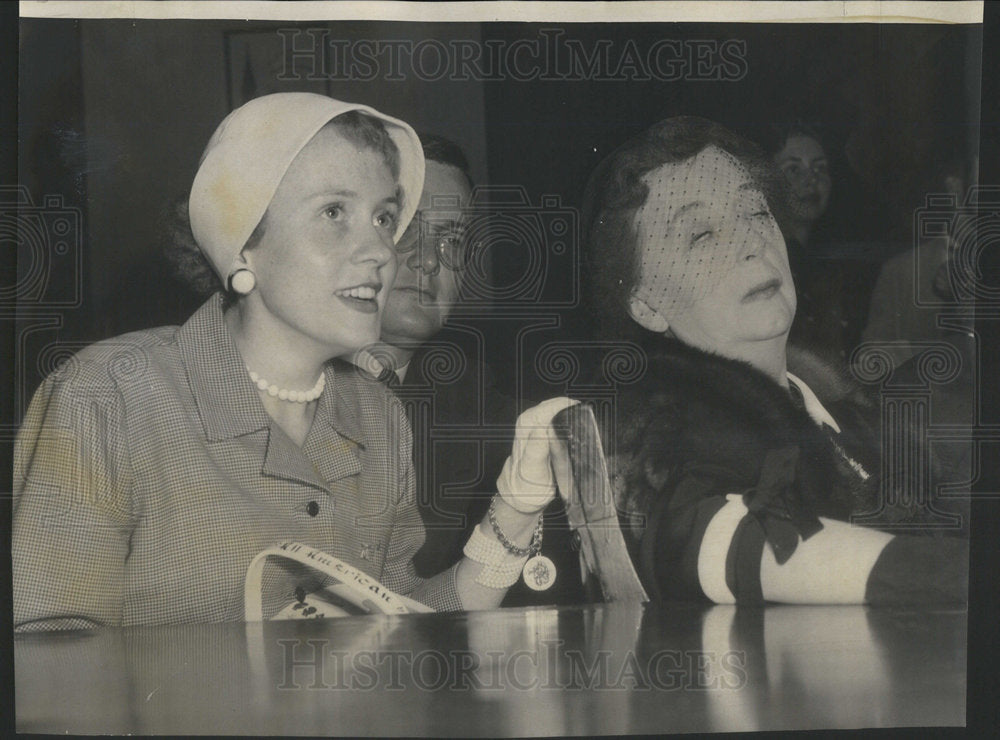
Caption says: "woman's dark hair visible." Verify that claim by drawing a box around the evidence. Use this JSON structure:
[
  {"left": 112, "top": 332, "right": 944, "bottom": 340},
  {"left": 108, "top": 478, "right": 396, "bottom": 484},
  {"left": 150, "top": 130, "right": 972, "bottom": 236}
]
[
  {"left": 161, "top": 196, "right": 219, "bottom": 298},
  {"left": 418, "top": 132, "right": 475, "bottom": 189},
  {"left": 164, "top": 110, "right": 401, "bottom": 298},
  {"left": 582, "top": 115, "right": 788, "bottom": 340},
  {"left": 758, "top": 120, "right": 827, "bottom": 158}
]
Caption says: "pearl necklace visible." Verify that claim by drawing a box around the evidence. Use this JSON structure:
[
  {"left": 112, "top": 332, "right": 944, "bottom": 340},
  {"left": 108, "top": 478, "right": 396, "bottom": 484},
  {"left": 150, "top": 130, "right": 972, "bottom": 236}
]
[{"left": 247, "top": 366, "right": 325, "bottom": 403}]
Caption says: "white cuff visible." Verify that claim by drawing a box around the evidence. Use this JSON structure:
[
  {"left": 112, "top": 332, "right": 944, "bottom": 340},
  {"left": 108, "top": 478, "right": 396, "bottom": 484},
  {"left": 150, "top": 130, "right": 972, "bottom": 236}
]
[
  {"left": 697, "top": 494, "right": 748, "bottom": 604},
  {"left": 760, "top": 517, "right": 893, "bottom": 604}
]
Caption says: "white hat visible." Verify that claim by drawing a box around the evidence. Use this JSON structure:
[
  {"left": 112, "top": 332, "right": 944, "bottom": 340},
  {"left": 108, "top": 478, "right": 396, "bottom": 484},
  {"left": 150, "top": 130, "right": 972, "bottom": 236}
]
[{"left": 189, "top": 92, "right": 424, "bottom": 283}]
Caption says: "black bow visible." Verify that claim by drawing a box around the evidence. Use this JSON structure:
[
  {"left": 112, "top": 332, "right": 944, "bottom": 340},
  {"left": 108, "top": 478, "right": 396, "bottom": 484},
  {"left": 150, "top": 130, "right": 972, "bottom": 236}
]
[{"left": 743, "top": 446, "right": 823, "bottom": 564}]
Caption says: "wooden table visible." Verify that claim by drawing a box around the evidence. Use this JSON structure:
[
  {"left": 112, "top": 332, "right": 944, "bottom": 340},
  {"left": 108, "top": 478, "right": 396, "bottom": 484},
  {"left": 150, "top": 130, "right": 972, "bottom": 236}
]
[{"left": 14, "top": 602, "right": 966, "bottom": 735}]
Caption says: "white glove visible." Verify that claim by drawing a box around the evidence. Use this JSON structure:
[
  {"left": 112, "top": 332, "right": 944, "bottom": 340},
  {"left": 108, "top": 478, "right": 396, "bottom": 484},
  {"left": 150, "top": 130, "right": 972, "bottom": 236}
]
[{"left": 496, "top": 397, "right": 580, "bottom": 514}]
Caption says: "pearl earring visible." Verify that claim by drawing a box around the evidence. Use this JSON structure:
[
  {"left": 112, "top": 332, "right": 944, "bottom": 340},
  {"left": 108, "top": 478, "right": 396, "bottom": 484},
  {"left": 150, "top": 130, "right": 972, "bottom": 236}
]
[{"left": 229, "top": 269, "right": 256, "bottom": 295}]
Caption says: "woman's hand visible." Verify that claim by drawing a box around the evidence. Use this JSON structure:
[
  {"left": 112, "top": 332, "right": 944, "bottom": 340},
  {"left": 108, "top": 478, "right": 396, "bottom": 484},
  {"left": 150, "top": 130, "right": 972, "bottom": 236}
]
[
  {"left": 455, "top": 397, "right": 579, "bottom": 610},
  {"left": 496, "top": 397, "right": 580, "bottom": 514}
]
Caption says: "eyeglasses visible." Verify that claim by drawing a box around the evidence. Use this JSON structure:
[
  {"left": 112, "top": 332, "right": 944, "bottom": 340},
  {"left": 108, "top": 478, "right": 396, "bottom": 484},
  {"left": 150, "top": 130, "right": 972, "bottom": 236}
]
[{"left": 395, "top": 211, "right": 473, "bottom": 271}]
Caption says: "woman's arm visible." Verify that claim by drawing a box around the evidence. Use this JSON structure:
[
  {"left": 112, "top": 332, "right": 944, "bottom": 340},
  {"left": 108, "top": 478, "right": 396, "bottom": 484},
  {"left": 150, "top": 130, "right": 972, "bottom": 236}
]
[
  {"left": 453, "top": 497, "right": 541, "bottom": 610},
  {"left": 696, "top": 494, "right": 967, "bottom": 605},
  {"left": 759, "top": 515, "right": 893, "bottom": 603},
  {"left": 12, "top": 366, "right": 136, "bottom": 630}
]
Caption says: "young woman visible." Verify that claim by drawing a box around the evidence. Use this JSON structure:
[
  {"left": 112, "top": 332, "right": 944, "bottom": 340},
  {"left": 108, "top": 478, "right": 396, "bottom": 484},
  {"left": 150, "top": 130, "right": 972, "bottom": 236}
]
[{"left": 13, "top": 93, "right": 570, "bottom": 630}]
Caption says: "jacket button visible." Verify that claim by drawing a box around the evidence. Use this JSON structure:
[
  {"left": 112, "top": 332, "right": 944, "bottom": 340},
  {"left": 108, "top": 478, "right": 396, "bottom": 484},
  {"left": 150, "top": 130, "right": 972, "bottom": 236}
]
[{"left": 306, "top": 501, "right": 319, "bottom": 517}]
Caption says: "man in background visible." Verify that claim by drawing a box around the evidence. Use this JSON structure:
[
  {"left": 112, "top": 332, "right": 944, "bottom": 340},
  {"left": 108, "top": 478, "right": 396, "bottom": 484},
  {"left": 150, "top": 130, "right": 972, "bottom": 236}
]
[{"left": 358, "top": 134, "right": 584, "bottom": 605}]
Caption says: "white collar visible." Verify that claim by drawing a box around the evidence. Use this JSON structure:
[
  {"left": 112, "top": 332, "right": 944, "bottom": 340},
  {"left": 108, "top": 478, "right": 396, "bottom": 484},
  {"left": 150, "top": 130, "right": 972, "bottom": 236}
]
[{"left": 786, "top": 372, "right": 842, "bottom": 434}]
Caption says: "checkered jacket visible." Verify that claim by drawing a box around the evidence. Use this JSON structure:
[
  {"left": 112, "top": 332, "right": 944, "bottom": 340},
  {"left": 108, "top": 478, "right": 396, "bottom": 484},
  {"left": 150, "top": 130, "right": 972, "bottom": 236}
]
[{"left": 13, "top": 295, "right": 462, "bottom": 630}]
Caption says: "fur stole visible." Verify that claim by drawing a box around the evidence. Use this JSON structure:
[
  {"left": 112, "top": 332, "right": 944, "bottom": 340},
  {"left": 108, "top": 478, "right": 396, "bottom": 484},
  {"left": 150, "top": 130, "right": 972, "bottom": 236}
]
[{"left": 605, "top": 337, "right": 882, "bottom": 546}]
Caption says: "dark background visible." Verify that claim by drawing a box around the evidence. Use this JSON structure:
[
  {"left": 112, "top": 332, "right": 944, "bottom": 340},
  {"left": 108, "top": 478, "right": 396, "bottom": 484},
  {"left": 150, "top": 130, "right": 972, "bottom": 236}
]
[{"left": 14, "top": 19, "right": 982, "bottom": 406}]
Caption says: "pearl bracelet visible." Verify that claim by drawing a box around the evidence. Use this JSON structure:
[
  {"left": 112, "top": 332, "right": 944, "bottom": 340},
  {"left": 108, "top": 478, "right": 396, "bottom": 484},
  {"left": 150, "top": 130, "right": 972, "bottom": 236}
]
[{"left": 463, "top": 525, "right": 530, "bottom": 589}]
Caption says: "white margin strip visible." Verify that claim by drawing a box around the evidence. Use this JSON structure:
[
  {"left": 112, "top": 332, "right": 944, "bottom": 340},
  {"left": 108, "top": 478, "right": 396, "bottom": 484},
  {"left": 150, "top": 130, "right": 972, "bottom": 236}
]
[{"left": 19, "top": 1, "right": 984, "bottom": 25}]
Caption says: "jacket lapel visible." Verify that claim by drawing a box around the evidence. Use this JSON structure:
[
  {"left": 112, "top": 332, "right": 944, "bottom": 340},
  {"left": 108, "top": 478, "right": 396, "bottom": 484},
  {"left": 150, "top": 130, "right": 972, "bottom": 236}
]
[
  {"left": 178, "top": 295, "right": 271, "bottom": 442},
  {"left": 262, "top": 423, "right": 331, "bottom": 492},
  {"left": 330, "top": 362, "right": 404, "bottom": 557},
  {"left": 179, "top": 295, "right": 362, "bottom": 493},
  {"left": 302, "top": 362, "right": 364, "bottom": 487}
]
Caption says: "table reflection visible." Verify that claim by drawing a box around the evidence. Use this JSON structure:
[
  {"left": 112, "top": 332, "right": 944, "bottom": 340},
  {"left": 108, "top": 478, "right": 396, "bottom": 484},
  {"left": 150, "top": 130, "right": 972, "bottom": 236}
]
[
  {"left": 698, "top": 604, "right": 965, "bottom": 731},
  {"left": 15, "top": 602, "right": 966, "bottom": 735}
]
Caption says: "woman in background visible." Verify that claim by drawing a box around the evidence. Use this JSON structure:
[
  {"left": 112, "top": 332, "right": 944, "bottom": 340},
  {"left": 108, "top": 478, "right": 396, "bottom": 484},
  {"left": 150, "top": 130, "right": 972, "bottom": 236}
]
[{"left": 764, "top": 123, "right": 873, "bottom": 364}]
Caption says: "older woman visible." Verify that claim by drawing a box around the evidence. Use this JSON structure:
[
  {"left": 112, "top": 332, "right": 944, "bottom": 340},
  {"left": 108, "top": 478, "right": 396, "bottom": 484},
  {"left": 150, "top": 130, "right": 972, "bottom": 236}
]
[
  {"left": 581, "top": 116, "right": 966, "bottom": 605},
  {"left": 12, "top": 93, "right": 570, "bottom": 630}
]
